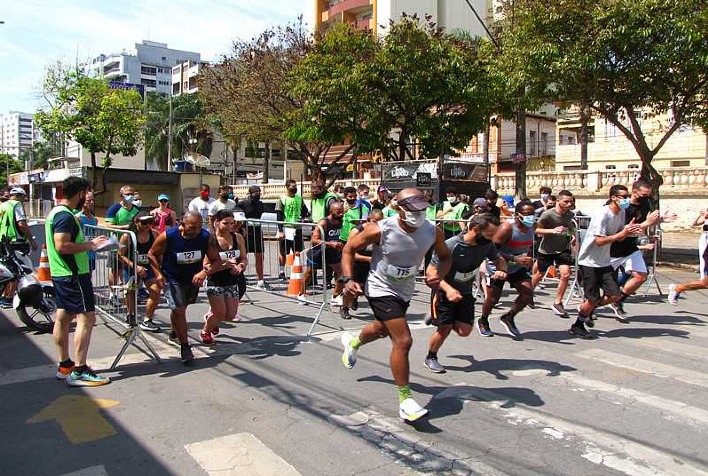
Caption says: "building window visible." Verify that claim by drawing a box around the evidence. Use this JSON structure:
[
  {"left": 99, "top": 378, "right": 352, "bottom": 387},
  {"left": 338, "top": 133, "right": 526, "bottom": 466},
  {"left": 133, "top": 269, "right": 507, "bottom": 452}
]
[
  {"left": 141, "top": 66, "right": 157, "bottom": 75},
  {"left": 141, "top": 78, "right": 156, "bottom": 87},
  {"left": 670, "top": 160, "right": 690, "bottom": 167},
  {"left": 541, "top": 132, "right": 548, "bottom": 155},
  {"left": 529, "top": 130, "right": 537, "bottom": 156}
]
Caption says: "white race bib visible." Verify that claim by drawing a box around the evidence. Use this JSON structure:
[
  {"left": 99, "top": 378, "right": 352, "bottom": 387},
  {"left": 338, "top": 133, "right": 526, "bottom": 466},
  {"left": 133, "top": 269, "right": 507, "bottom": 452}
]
[
  {"left": 386, "top": 264, "right": 416, "bottom": 281},
  {"left": 219, "top": 250, "right": 240, "bottom": 260},
  {"left": 454, "top": 270, "right": 475, "bottom": 282},
  {"left": 175, "top": 250, "right": 202, "bottom": 264},
  {"left": 284, "top": 227, "right": 296, "bottom": 241},
  {"left": 137, "top": 254, "right": 149, "bottom": 265}
]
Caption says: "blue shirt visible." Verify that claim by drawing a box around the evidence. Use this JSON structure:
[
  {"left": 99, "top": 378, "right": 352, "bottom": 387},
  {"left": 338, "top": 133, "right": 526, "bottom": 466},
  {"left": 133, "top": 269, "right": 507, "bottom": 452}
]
[{"left": 161, "top": 226, "right": 210, "bottom": 285}]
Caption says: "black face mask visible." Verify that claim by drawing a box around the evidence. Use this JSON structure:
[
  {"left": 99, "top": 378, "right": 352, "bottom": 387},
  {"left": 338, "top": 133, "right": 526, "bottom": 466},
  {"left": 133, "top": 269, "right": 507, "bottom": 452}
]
[
  {"left": 220, "top": 193, "right": 229, "bottom": 200},
  {"left": 251, "top": 194, "right": 261, "bottom": 202},
  {"left": 475, "top": 234, "right": 491, "bottom": 246},
  {"left": 313, "top": 191, "right": 324, "bottom": 199},
  {"left": 288, "top": 187, "right": 297, "bottom": 195},
  {"left": 639, "top": 196, "right": 650, "bottom": 203},
  {"left": 331, "top": 215, "right": 343, "bottom": 222},
  {"left": 346, "top": 199, "right": 357, "bottom": 206}
]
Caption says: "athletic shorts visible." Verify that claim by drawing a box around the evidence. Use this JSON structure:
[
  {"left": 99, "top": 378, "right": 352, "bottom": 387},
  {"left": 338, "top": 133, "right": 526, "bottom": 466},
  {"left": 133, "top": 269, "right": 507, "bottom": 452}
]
[
  {"left": 536, "top": 250, "right": 573, "bottom": 273},
  {"left": 489, "top": 267, "right": 531, "bottom": 290},
  {"left": 610, "top": 250, "right": 647, "bottom": 274},
  {"left": 164, "top": 282, "right": 200, "bottom": 310},
  {"left": 306, "top": 247, "right": 341, "bottom": 267},
  {"left": 52, "top": 274, "right": 95, "bottom": 314},
  {"left": 367, "top": 295, "right": 410, "bottom": 322},
  {"left": 430, "top": 288, "right": 475, "bottom": 326},
  {"left": 279, "top": 229, "right": 304, "bottom": 255},
  {"left": 246, "top": 225, "right": 264, "bottom": 254},
  {"left": 206, "top": 275, "right": 246, "bottom": 299},
  {"left": 579, "top": 265, "right": 620, "bottom": 303},
  {"left": 123, "top": 266, "right": 156, "bottom": 283}
]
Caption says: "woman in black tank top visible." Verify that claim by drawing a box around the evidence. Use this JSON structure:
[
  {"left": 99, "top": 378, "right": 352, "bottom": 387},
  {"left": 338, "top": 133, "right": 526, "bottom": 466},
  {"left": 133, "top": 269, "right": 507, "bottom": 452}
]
[
  {"left": 201, "top": 210, "right": 248, "bottom": 345},
  {"left": 118, "top": 211, "right": 162, "bottom": 331}
]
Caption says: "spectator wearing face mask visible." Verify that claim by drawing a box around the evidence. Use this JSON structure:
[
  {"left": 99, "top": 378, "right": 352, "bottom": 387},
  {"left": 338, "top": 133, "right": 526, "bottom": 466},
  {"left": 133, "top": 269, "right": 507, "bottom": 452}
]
[
  {"left": 532, "top": 186, "right": 553, "bottom": 215},
  {"left": 208, "top": 185, "right": 237, "bottom": 228},
  {"left": 106, "top": 185, "right": 140, "bottom": 230},
  {"left": 188, "top": 184, "right": 216, "bottom": 230},
  {"left": 150, "top": 194, "right": 177, "bottom": 233},
  {"left": 436, "top": 187, "right": 469, "bottom": 240},
  {"left": 356, "top": 184, "right": 373, "bottom": 220}
]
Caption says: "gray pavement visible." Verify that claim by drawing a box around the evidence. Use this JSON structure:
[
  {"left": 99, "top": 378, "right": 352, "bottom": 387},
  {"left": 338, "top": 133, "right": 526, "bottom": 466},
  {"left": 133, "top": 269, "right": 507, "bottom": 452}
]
[{"left": 1, "top": 266, "right": 707, "bottom": 475}]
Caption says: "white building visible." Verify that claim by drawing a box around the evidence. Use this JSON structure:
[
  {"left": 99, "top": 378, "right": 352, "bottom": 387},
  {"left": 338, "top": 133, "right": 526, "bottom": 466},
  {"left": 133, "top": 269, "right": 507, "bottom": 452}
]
[
  {"left": 90, "top": 40, "right": 200, "bottom": 95},
  {"left": 1, "top": 111, "right": 37, "bottom": 158},
  {"left": 172, "top": 60, "right": 203, "bottom": 96}
]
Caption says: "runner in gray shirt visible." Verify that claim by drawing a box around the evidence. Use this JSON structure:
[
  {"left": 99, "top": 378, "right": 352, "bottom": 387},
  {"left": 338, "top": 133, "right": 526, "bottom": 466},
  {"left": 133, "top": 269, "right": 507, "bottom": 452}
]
[
  {"left": 423, "top": 214, "right": 507, "bottom": 374},
  {"left": 339, "top": 188, "right": 451, "bottom": 422},
  {"left": 570, "top": 185, "right": 642, "bottom": 339}
]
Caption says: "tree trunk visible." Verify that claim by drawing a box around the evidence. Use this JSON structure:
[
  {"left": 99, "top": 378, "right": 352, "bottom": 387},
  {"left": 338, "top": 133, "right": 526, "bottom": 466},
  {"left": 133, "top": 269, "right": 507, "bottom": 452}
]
[
  {"left": 640, "top": 156, "right": 663, "bottom": 211},
  {"left": 262, "top": 142, "right": 270, "bottom": 184},
  {"left": 515, "top": 109, "right": 527, "bottom": 199},
  {"left": 579, "top": 103, "right": 589, "bottom": 170}
]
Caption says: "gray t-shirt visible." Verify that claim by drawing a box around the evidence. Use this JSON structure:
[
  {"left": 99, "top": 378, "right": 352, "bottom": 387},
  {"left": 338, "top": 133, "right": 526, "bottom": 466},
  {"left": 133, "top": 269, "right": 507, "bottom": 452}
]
[
  {"left": 366, "top": 217, "right": 437, "bottom": 300},
  {"left": 432, "top": 234, "right": 498, "bottom": 295},
  {"left": 538, "top": 208, "right": 575, "bottom": 255},
  {"left": 578, "top": 205, "right": 626, "bottom": 268}
]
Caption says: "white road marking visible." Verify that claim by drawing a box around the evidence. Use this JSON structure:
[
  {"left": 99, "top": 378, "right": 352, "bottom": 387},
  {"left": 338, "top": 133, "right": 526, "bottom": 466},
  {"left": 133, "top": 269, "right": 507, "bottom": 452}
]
[
  {"left": 60, "top": 466, "right": 108, "bottom": 476},
  {"left": 185, "top": 433, "right": 301, "bottom": 476},
  {"left": 626, "top": 338, "right": 707, "bottom": 360},
  {"left": 577, "top": 349, "right": 708, "bottom": 389}
]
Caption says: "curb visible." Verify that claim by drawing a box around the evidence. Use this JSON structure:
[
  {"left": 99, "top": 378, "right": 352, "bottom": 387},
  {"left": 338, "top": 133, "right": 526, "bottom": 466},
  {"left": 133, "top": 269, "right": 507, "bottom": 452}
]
[{"left": 656, "top": 261, "right": 699, "bottom": 272}]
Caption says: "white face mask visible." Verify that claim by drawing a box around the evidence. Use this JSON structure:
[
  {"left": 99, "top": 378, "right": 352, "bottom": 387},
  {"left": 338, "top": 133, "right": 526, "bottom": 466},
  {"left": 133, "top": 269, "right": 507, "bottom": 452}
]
[
  {"left": 447, "top": 196, "right": 457, "bottom": 204},
  {"left": 133, "top": 200, "right": 143, "bottom": 208},
  {"left": 402, "top": 209, "right": 426, "bottom": 228}
]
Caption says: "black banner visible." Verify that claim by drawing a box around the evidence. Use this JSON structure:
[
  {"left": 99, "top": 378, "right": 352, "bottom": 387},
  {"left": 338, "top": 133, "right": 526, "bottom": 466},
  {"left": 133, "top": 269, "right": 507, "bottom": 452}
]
[{"left": 442, "top": 162, "right": 488, "bottom": 182}]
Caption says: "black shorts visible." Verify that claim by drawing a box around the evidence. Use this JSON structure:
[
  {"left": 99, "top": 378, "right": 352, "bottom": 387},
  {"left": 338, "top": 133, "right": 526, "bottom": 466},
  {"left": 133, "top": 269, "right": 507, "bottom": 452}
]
[
  {"left": 578, "top": 265, "right": 620, "bottom": 303},
  {"left": 367, "top": 295, "right": 410, "bottom": 322},
  {"left": 306, "top": 247, "right": 341, "bottom": 267},
  {"left": 53, "top": 274, "right": 95, "bottom": 314},
  {"left": 352, "top": 261, "right": 370, "bottom": 284},
  {"left": 536, "top": 250, "right": 573, "bottom": 273},
  {"left": 490, "top": 267, "right": 531, "bottom": 290},
  {"left": 246, "top": 225, "right": 264, "bottom": 254},
  {"left": 430, "top": 289, "right": 475, "bottom": 326},
  {"left": 164, "top": 282, "right": 200, "bottom": 310},
  {"left": 279, "top": 229, "right": 304, "bottom": 255}
]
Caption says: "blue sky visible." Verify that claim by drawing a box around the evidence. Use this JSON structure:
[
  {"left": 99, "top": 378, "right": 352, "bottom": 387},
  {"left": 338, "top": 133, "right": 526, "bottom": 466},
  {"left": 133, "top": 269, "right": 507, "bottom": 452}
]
[{"left": 0, "top": 0, "right": 309, "bottom": 114}]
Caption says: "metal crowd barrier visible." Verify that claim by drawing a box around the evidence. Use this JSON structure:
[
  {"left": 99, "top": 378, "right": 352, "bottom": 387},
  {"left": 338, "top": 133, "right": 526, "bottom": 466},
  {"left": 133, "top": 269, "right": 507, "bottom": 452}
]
[
  {"left": 563, "top": 219, "right": 585, "bottom": 306},
  {"left": 84, "top": 224, "right": 161, "bottom": 369},
  {"left": 641, "top": 228, "right": 663, "bottom": 297},
  {"left": 239, "top": 218, "right": 344, "bottom": 338}
]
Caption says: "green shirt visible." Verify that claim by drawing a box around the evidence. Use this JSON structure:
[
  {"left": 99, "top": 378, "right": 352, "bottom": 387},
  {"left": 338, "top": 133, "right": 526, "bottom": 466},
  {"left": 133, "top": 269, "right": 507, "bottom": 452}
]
[
  {"left": 46, "top": 205, "right": 90, "bottom": 277},
  {"left": 0, "top": 199, "right": 24, "bottom": 241},
  {"left": 340, "top": 205, "right": 365, "bottom": 242},
  {"left": 440, "top": 201, "right": 469, "bottom": 231},
  {"left": 279, "top": 194, "right": 304, "bottom": 226},
  {"left": 311, "top": 193, "right": 337, "bottom": 223}
]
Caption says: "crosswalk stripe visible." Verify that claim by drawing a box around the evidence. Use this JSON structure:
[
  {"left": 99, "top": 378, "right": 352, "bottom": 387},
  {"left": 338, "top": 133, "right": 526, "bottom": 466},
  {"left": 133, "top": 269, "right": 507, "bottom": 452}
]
[
  {"left": 577, "top": 349, "right": 708, "bottom": 389},
  {"left": 626, "top": 338, "right": 707, "bottom": 360},
  {"left": 185, "top": 433, "right": 301, "bottom": 476},
  {"left": 60, "top": 466, "right": 108, "bottom": 476}
]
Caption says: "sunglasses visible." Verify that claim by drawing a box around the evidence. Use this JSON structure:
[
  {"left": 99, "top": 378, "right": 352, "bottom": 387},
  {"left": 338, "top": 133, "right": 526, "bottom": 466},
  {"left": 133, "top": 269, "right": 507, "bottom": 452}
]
[{"left": 158, "top": 199, "right": 169, "bottom": 203}]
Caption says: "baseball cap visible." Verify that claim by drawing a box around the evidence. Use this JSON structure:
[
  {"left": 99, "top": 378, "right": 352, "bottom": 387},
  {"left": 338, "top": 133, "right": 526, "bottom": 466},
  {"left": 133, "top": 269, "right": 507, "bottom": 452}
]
[
  {"left": 157, "top": 193, "right": 169, "bottom": 201},
  {"left": 473, "top": 198, "right": 488, "bottom": 208},
  {"left": 377, "top": 185, "right": 389, "bottom": 193},
  {"left": 397, "top": 194, "right": 430, "bottom": 211},
  {"left": 9, "top": 187, "right": 26, "bottom": 195}
]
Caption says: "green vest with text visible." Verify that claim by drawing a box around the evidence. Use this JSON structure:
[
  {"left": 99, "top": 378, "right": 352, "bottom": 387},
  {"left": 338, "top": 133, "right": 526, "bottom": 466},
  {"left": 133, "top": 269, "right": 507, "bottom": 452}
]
[
  {"left": 45, "top": 205, "right": 89, "bottom": 277},
  {"left": 311, "top": 193, "right": 337, "bottom": 223},
  {"left": 0, "top": 199, "right": 24, "bottom": 241},
  {"left": 280, "top": 194, "right": 303, "bottom": 226}
]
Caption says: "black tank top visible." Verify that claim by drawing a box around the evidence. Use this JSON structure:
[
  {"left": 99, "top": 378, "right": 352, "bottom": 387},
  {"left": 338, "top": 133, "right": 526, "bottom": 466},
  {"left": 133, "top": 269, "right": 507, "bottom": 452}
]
[
  {"left": 129, "top": 230, "right": 155, "bottom": 266},
  {"left": 208, "top": 232, "right": 243, "bottom": 287}
]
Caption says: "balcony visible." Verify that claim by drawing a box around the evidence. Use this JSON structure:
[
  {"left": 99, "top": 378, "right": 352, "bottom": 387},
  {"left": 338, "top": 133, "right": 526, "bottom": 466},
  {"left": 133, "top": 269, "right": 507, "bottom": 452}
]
[{"left": 328, "top": 0, "right": 372, "bottom": 17}]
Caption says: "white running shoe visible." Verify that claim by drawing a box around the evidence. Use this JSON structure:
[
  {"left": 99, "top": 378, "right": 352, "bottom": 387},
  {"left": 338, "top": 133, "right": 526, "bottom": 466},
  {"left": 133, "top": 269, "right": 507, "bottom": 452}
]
[
  {"left": 330, "top": 294, "right": 344, "bottom": 307},
  {"left": 341, "top": 333, "right": 358, "bottom": 369},
  {"left": 399, "top": 398, "right": 429, "bottom": 422},
  {"left": 668, "top": 283, "right": 681, "bottom": 305}
]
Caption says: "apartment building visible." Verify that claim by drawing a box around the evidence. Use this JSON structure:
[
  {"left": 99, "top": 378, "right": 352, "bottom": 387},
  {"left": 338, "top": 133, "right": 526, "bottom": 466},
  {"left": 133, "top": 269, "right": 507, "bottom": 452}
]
[
  {"left": 0, "top": 111, "right": 36, "bottom": 158},
  {"left": 90, "top": 40, "right": 200, "bottom": 95}
]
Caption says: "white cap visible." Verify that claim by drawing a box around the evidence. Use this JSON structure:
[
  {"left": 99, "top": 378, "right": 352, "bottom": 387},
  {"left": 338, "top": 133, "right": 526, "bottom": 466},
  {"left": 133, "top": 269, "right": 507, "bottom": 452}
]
[
  {"left": 233, "top": 211, "right": 246, "bottom": 221},
  {"left": 9, "top": 187, "right": 26, "bottom": 195}
]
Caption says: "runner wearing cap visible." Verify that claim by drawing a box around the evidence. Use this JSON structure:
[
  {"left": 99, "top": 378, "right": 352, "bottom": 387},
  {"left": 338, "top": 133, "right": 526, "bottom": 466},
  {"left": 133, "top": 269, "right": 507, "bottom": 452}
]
[
  {"left": 150, "top": 194, "right": 178, "bottom": 233},
  {"left": 340, "top": 188, "right": 451, "bottom": 422},
  {"left": 0, "top": 187, "right": 36, "bottom": 308}
]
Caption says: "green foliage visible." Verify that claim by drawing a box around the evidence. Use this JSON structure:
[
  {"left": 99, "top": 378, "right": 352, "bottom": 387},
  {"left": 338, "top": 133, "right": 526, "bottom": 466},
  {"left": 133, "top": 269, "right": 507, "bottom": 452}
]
[
  {"left": 0, "top": 153, "right": 24, "bottom": 182},
  {"left": 34, "top": 61, "right": 146, "bottom": 193},
  {"left": 18, "top": 140, "right": 55, "bottom": 170},
  {"left": 496, "top": 0, "right": 708, "bottom": 190},
  {"left": 287, "top": 15, "right": 499, "bottom": 162}
]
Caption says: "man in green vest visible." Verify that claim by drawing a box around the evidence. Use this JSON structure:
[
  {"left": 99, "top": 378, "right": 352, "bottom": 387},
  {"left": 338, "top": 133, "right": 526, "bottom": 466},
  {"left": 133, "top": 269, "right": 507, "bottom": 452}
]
[
  {"left": 275, "top": 179, "right": 310, "bottom": 281},
  {"left": 437, "top": 187, "right": 469, "bottom": 240},
  {"left": 310, "top": 180, "right": 339, "bottom": 224},
  {"left": 0, "top": 187, "right": 37, "bottom": 308},
  {"left": 47, "top": 176, "right": 110, "bottom": 387}
]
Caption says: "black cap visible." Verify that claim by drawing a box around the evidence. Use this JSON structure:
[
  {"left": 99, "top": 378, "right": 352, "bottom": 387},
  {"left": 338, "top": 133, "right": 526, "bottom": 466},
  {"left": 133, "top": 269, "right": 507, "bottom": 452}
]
[{"left": 397, "top": 194, "right": 430, "bottom": 211}]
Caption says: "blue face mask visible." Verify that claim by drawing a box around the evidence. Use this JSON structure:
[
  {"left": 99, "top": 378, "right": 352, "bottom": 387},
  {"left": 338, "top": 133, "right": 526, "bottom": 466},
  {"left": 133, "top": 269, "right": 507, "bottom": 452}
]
[
  {"left": 123, "top": 194, "right": 134, "bottom": 204},
  {"left": 520, "top": 215, "right": 536, "bottom": 227},
  {"left": 228, "top": 192, "right": 234, "bottom": 200},
  {"left": 618, "top": 198, "right": 631, "bottom": 210}
]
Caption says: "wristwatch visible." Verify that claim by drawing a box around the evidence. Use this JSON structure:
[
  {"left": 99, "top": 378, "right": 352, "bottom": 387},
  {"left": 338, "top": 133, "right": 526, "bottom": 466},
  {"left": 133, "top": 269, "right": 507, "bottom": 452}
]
[{"left": 337, "top": 276, "right": 353, "bottom": 284}]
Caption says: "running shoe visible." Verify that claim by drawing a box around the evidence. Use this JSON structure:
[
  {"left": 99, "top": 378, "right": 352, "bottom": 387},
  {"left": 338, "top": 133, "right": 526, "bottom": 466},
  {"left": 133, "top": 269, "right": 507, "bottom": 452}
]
[
  {"left": 199, "top": 331, "right": 215, "bottom": 346},
  {"left": 55, "top": 360, "right": 75, "bottom": 380},
  {"left": 297, "top": 294, "right": 308, "bottom": 306},
  {"left": 67, "top": 367, "right": 110, "bottom": 387},
  {"left": 278, "top": 272, "right": 287, "bottom": 282},
  {"left": 330, "top": 294, "right": 344, "bottom": 307},
  {"left": 424, "top": 357, "right": 446, "bottom": 374},
  {"left": 399, "top": 398, "right": 429, "bottom": 422},
  {"left": 585, "top": 315, "right": 595, "bottom": 328},
  {"left": 477, "top": 318, "right": 494, "bottom": 337},
  {"left": 340, "top": 307, "right": 351, "bottom": 320},
  {"left": 139, "top": 319, "right": 161, "bottom": 332},
  {"left": 668, "top": 283, "right": 681, "bottom": 305},
  {"left": 610, "top": 302, "right": 629, "bottom": 323},
  {"left": 500, "top": 314, "right": 521, "bottom": 338},
  {"left": 569, "top": 322, "right": 595, "bottom": 340},
  {"left": 167, "top": 330, "right": 180, "bottom": 346},
  {"left": 255, "top": 280, "right": 269, "bottom": 290},
  {"left": 350, "top": 298, "right": 359, "bottom": 311},
  {"left": 203, "top": 313, "right": 219, "bottom": 335},
  {"left": 341, "top": 333, "right": 358, "bottom": 369},
  {"left": 527, "top": 296, "right": 536, "bottom": 309},
  {"left": 0, "top": 297, "right": 13, "bottom": 309},
  {"left": 551, "top": 302, "right": 569, "bottom": 318},
  {"left": 180, "top": 344, "right": 195, "bottom": 365}
]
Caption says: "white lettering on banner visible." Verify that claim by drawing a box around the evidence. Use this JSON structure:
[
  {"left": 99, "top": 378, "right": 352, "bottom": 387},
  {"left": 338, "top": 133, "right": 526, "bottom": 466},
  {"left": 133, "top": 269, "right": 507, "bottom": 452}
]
[
  {"left": 454, "top": 270, "right": 475, "bottom": 282},
  {"left": 386, "top": 264, "right": 417, "bottom": 282},
  {"left": 219, "top": 250, "right": 240, "bottom": 260},
  {"left": 390, "top": 166, "right": 410, "bottom": 178},
  {"left": 137, "top": 254, "right": 149, "bottom": 265},
  {"left": 450, "top": 165, "right": 467, "bottom": 178},
  {"left": 176, "top": 250, "right": 202, "bottom": 264}
]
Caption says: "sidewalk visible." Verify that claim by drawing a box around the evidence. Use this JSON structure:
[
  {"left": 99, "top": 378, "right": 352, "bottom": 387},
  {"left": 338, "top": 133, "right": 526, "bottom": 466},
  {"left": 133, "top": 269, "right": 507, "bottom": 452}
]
[{"left": 658, "top": 231, "right": 702, "bottom": 269}]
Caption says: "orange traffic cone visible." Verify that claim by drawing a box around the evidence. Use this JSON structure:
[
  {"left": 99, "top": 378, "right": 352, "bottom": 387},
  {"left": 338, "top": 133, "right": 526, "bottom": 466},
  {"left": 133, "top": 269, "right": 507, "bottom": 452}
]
[
  {"left": 287, "top": 252, "right": 304, "bottom": 297},
  {"left": 546, "top": 266, "right": 557, "bottom": 279},
  {"left": 285, "top": 250, "right": 295, "bottom": 267},
  {"left": 37, "top": 244, "right": 51, "bottom": 282}
]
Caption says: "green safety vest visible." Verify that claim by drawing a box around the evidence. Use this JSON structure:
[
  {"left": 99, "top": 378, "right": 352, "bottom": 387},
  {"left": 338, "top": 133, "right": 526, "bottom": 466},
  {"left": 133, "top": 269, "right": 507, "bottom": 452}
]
[
  {"left": 280, "top": 194, "right": 303, "bottom": 226},
  {"left": 45, "top": 205, "right": 89, "bottom": 277},
  {"left": 311, "top": 192, "right": 337, "bottom": 223},
  {"left": 425, "top": 204, "right": 437, "bottom": 221},
  {"left": 340, "top": 206, "right": 364, "bottom": 242},
  {"left": 382, "top": 206, "right": 398, "bottom": 218},
  {"left": 0, "top": 199, "right": 24, "bottom": 241},
  {"left": 441, "top": 202, "right": 469, "bottom": 231}
]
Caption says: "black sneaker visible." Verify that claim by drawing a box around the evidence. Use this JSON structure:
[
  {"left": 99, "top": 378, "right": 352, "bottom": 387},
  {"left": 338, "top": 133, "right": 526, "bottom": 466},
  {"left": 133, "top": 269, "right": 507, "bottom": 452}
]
[
  {"left": 340, "top": 307, "right": 352, "bottom": 320},
  {"left": 569, "top": 323, "right": 595, "bottom": 339},
  {"left": 527, "top": 296, "right": 536, "bottom": 309},
  {"left": 180, "top": 344, "right": 194, "bottom": 365},
  {"left": 500, "top": 314, "right": 522, "bottom": 338},
  {"left": 126, "top": 314, "right": 137, "bottom": 327},
  {"left": 278, "top": 272, "right": 287, "bottom": 282},
  {"left": 139, "top": 319, "right": 161, "bottom": 332},
  {"left": 350, "top": 298, "right": 359, "bottom": 311},
  {"left": 610, "top": 302, "right": 629, "bottom": 323},
  {"left": 477, "top": 318, "right": 494, "bottom": 337},
  {"left": 168, "top": 330, "right": 179, "bottom": 346},
  {"left": 585, "top": 316, "right": 595, "bottom": 328}
]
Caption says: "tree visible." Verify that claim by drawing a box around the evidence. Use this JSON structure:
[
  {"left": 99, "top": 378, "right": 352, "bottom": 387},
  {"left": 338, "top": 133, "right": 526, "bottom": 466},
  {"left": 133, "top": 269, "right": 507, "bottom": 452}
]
[
  {"left": 0, "top": 153, "right": 24, "bottom": 185},
  {"left": 18, "top": 140, "right": 55, "bottom": 170},
  {"left": 495, "top": 0, "right": 708, "bottom": 203},
  {"left": 287, "top": 16, "right": 499, "bottom": 164},
  {"left": 199, "top": 18, "right": 355, "bottom": 185},
  {"left": 35, "top": 61, "right": 147, "bottom": 194}
]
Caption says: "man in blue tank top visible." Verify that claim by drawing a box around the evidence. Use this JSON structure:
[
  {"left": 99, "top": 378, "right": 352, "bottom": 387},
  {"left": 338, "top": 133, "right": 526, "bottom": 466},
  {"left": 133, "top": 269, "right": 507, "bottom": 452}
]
[
  {"left": 148, "top": 211, "right": 222, "bottom": 365},
  {"left": 339, "top": 188, "right": 452, "bottom": 422},
  {"left": 478, "top": 200, "right": 536, "bottom": 339}
]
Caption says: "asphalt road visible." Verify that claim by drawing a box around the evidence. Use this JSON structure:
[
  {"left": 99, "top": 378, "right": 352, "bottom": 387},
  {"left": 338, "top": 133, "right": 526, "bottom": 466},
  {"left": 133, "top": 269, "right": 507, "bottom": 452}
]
[{"left": 1, "top": 265, "right": 707, "bottom": 475}]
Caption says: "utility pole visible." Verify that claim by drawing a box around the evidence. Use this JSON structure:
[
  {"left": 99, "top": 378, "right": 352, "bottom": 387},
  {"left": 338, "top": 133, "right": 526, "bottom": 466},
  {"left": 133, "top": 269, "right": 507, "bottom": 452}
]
[{"left": 167, "top": 91, "right": 173, "bottom": 171}]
